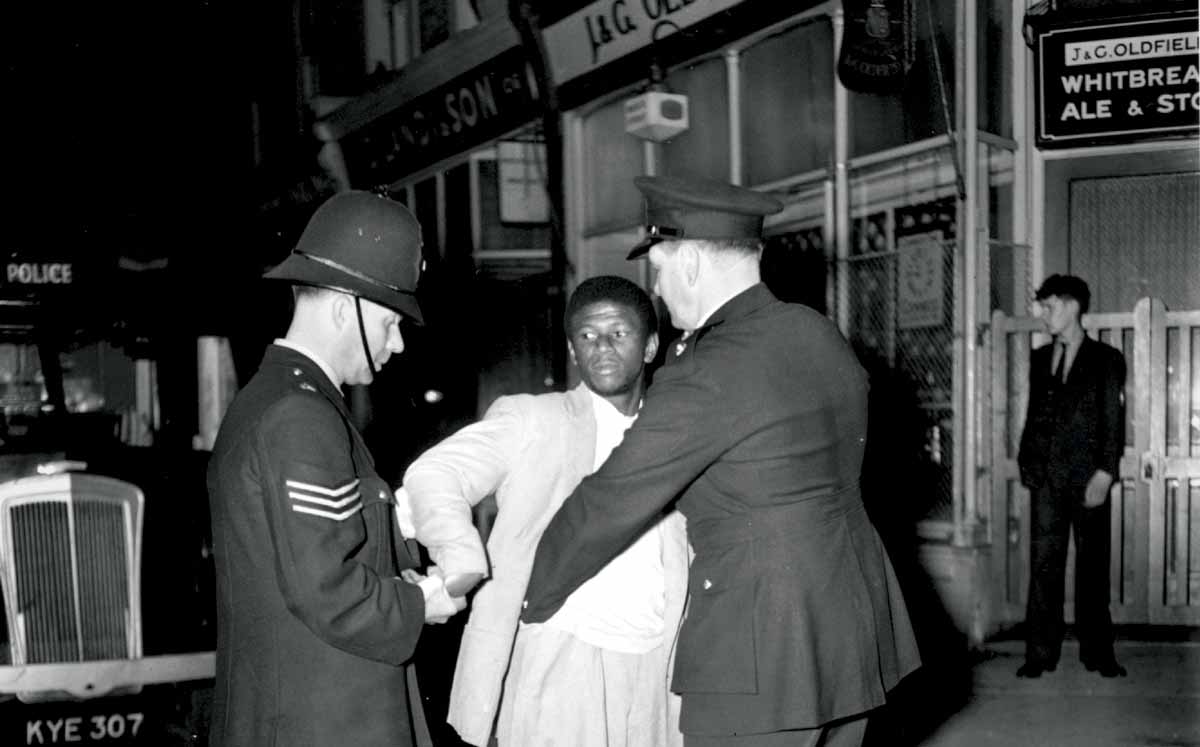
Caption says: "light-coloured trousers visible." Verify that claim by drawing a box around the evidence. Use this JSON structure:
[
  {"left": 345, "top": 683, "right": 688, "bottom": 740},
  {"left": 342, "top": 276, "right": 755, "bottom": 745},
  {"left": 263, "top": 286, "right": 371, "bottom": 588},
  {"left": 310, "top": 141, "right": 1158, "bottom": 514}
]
[{"left": 496, "top": 623, "right": 681, "bottom": 747}]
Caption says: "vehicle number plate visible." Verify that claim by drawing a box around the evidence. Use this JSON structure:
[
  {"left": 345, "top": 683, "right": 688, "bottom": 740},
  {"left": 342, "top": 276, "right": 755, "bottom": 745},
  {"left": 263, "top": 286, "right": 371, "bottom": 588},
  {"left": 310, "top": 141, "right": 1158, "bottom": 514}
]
[{"left": 24, "top": 712, "right": 145, "bottom": 744}]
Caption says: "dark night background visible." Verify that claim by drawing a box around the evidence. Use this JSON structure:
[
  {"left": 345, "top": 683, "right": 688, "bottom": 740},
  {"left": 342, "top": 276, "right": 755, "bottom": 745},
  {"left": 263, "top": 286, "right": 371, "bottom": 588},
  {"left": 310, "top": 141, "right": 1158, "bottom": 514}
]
[{"left": 3, "top": 1, "right": 283, "bottom": 340}]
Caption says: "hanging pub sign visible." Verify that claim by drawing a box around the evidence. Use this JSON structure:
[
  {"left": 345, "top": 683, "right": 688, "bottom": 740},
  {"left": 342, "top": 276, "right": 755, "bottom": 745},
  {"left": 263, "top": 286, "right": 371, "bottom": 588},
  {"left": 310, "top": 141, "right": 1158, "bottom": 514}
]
[
  {"left": 837, "top": 0, "right": 915, "bottom": 94},
  {"left": 1033, "top": 12, "right": 1199, "bottom": 148},
  {"left": 337, "top": 47, "right": 540, "bottom": 186}
]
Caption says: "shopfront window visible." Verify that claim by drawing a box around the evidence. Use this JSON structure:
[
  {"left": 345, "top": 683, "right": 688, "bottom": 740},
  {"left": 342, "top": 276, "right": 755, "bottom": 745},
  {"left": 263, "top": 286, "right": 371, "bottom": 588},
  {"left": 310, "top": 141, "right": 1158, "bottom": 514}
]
[
  {"left": 582, "top": 98, "right": 644, "bottom": 236},
  {"left": 418, "top": 0, "right": 451, "bottom": 51},
  {"left": 989, "top": 182, "right": 1028, "bottom": 317},
  {"left": 741, "top": 18, "right": 835, "bottom": 185},
  {"left": 444, "top": 161, "right": 473, "bottom": 256},
  {"left": 979, "top": 0, "right": 1013, "bottom": 137},
  {"left": 414, "top": 177, "right": 440, "bottom": 259},
  {"left": 478, "top": 155, "right": 553, "bottom": 253},
  {"left": 762, "top": 226, "right": 828, "bottom": 311},
  {"left": 661, "top": 57, "right": 730, "bottom": 183}
]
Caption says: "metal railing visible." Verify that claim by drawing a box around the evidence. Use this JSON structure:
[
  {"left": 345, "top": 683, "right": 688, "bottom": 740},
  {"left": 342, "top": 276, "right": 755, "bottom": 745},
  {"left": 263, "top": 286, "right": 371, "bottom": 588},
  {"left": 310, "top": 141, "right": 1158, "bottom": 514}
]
[{"left": 835, "top": 232, "right": 1031, "bottom": 541}]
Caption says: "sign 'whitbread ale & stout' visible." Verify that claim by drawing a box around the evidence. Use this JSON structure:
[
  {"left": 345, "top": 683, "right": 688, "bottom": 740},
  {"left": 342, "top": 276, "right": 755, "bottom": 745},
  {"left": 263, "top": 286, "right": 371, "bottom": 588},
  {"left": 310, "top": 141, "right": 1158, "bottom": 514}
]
[{"left": 1034, "top": 13, "right": 1199, "bottom": 147}]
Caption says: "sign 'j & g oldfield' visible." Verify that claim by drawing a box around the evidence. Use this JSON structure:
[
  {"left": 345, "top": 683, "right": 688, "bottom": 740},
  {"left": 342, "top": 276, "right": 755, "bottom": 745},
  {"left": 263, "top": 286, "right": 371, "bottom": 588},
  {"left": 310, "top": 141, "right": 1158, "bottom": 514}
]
[{"left": 1034, "top": 14, "right": 1199, "bottom": 147}]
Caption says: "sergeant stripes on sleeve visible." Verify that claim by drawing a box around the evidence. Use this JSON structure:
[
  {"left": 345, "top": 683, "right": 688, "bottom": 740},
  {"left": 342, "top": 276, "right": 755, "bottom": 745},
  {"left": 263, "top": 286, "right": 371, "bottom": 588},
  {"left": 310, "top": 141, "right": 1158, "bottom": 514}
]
[{"left": 286, "top": 478, "right": 362, "bottom": 521}]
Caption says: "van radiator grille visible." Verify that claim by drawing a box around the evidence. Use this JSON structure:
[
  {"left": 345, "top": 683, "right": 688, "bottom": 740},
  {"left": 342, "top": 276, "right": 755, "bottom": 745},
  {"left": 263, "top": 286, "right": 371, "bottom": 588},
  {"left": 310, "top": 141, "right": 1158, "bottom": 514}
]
[{"left": 10, "top": 500, "right": 130, "bottom": 663}]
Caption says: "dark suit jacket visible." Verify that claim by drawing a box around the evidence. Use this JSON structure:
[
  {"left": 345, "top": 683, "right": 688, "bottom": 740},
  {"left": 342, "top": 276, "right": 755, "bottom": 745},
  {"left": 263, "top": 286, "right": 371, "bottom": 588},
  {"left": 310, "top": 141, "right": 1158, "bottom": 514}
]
[
  {"left": 522, "top": 284, "right": 920, "bottom": 736},
  {"left": 208, "top": 345, "right": 427, "bottom": 747},
  {"left": 1018, "top": 335, "right": 1125, "bottom": 492}
]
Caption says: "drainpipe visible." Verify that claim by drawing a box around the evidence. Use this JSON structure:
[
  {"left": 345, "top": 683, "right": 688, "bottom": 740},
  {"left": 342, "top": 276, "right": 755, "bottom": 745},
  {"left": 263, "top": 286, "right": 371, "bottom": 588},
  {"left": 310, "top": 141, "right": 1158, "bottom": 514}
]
[
  {"left": 956, "top": 0, "right": 981, "bottom": 546},
  {"left": 509, "top": 0, "right": 567, "bottom": 388},
  {"left": 832, "top": 7, "right": 851, "bottom": 337},
  {"left": 1011, "top": 0, "right": 1031, "bottom": 306},
  {"left": 726, "top": 49, "right": 742, "bottom": 185}
]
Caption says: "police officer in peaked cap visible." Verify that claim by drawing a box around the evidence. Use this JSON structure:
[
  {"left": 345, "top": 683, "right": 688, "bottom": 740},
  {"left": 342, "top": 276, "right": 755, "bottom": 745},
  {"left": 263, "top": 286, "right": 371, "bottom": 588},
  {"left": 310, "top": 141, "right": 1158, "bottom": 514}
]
[
  {"left": 524, "top": 175, "right": 921, "bottom": 745},
  {"left": 209, "top": 190, "right": 465, "bottom": 747},
  {"left": 624, "top": 174, "right": 786, "bottom": 260}
]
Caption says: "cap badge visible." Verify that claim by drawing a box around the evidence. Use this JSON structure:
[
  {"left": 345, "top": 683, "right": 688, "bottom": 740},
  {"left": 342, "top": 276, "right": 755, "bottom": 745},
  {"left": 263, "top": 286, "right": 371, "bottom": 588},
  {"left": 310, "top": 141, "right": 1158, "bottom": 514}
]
[{"left": 646, "top": 224, "right": 682, "bottom": 239}]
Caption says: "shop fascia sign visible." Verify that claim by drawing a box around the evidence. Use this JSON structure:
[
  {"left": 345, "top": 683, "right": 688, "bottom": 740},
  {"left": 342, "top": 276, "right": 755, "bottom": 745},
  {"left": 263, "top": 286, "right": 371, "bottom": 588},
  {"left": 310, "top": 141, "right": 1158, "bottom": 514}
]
[
  {"left": 337, "top": 47, "right": 540, "bottom": 186},
  {"left": 541, "top": 0, "right": 744, "bottom": 87},
  {"left": 1034, "top": 13, "right": 1199, "bottom": 148}
]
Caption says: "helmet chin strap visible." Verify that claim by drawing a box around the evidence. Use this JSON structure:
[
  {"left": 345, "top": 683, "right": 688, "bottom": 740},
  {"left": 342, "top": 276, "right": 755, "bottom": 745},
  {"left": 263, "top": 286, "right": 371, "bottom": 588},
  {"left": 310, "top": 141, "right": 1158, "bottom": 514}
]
[{"left": 354, "top": 297, "right": 377, "bottom": 380}]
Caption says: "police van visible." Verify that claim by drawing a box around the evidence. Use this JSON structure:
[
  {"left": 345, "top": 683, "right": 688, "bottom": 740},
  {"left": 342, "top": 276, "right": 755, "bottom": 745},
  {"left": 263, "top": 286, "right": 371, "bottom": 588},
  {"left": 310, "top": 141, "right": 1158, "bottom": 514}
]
[{"left": 0, "top": 253, "right": 215, "bottom": 745}]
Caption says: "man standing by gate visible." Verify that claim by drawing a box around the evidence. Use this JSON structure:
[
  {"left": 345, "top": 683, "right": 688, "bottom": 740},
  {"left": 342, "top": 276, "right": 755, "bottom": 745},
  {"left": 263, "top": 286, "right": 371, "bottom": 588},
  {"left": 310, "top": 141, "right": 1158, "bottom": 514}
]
[{"left": 1017, "top": 274, "right": 1127, "bottom": 679}]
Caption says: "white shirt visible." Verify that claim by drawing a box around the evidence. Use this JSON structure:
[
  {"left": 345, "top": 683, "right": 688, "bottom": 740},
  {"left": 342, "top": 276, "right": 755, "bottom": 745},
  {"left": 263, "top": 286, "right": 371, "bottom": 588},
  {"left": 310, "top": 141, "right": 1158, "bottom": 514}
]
[
  {"left": 542, "top": 389, "right": 667, "bottom": 654},
  {"left": 274, "top": 338, "right": 340, "bottom": 389}
]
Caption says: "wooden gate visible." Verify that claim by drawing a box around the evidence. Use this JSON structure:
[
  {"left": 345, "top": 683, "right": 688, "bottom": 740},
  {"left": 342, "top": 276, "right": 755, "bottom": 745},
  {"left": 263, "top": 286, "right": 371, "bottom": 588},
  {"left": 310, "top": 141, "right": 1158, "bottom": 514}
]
[{"left": 990, "top": 298, "right": 1200, "bottom": 627}]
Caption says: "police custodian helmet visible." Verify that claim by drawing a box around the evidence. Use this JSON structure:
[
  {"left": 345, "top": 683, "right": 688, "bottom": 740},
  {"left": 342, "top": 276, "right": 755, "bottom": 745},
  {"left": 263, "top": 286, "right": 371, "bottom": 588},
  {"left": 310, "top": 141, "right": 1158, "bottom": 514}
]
[{"left": 264, "top": 190, "right": 425, "bottom": 325}]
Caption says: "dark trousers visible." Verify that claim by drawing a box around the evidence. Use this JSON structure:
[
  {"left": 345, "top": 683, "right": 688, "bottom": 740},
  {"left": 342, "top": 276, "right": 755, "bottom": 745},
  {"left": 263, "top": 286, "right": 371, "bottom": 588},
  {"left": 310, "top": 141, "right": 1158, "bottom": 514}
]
[{"left": 1025, "top": 485, "right": 1115, "bottom": 665}]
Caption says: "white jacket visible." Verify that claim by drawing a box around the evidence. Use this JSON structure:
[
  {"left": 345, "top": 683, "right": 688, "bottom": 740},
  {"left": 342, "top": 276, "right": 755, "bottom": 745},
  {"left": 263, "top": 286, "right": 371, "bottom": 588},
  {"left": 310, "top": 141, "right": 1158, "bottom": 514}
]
[{"left": 398, "top": 384, "right": 688, "bottom": 746}]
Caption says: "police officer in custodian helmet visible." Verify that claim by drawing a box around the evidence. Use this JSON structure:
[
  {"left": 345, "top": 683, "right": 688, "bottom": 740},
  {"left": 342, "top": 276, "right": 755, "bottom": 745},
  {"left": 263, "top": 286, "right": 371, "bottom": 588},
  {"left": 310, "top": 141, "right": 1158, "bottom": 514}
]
[{"left": 208, "top": 191, "right": 465, "bottom": 747}]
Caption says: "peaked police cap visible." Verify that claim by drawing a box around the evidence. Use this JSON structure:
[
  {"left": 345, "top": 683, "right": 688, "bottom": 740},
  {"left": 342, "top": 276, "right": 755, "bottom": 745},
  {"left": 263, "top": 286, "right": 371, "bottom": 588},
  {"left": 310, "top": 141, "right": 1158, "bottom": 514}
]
[
  {"left": 627, "top": 175, "right": 784, "bottom": 259},
  {"left": 264, "top": 191, "right": 425, "bottom": 324}
]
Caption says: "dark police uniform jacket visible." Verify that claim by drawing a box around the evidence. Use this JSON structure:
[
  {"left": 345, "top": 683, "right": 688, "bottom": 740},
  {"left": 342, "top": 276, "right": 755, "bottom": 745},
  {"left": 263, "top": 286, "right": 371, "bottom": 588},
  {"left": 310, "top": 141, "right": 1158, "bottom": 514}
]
[
  {"left": 208, "top": 344, "right": 427, "bottom": 747},
  {"left": 523, "top": 284, "right": 921, "bottom": 737}
]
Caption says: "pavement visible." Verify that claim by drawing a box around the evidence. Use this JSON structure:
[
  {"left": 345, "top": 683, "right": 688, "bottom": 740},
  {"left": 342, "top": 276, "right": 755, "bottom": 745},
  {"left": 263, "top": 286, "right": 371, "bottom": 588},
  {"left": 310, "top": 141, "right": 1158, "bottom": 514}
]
[
  {"left": 913, "top": 637, "right": 1200, "bottom": 747},
  {"left": 416, "top": 623, "right": 1200, "bottom": 747}
]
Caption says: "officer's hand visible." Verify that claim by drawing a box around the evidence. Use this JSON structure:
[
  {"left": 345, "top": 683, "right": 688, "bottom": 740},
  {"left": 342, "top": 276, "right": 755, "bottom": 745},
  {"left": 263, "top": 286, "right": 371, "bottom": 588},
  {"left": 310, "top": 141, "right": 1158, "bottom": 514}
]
[
  {"left": 444, "top": 572, "right": 484, "bottom": 597},
  {"left": 402, "top": 565, "right": 482, "bottom": 596},
  {"left": 408, "top": 567, "right": 468, "bottom": 624},
  {"left": 1084, "top": 470, "right": 1114, "bottom": 508}
]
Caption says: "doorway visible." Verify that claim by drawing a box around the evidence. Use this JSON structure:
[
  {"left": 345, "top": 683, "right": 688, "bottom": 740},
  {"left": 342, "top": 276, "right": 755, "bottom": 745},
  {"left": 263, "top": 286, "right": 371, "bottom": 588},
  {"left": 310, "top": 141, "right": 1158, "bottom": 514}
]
[{"left": 991, "top": 298, "right": 1200, "bottom": 627}]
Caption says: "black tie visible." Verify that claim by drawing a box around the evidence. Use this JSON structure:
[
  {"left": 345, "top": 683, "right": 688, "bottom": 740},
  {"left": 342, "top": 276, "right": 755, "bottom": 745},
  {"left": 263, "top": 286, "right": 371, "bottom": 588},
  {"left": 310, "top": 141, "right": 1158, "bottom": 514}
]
[{"left": 1052, "top": 342, "right": 1066, "bottom": 384}]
